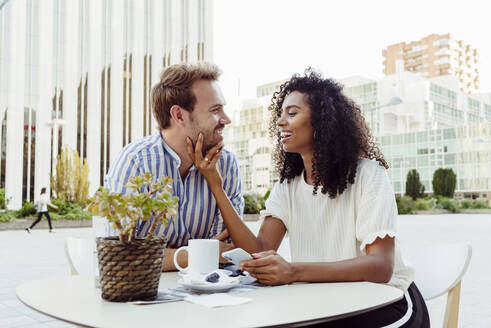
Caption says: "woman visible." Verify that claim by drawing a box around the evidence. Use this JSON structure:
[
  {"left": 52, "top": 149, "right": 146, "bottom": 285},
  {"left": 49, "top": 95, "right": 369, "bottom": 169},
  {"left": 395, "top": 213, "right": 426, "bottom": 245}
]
[
  {"left": 26, "top": 187, "right": 58, "bottom": 233},
  {"left": 187, "top": 69, "right": 429, "bottom": 327}
]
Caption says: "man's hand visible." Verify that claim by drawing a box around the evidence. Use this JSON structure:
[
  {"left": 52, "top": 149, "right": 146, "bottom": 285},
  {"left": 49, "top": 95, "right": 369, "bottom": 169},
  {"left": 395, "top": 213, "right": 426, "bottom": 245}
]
[
  {"left": 213, "top": 229, "right": 234, "bottom": 263},
  {"left": 213, "top": 229, "right": 229, "bottom": 241},
  {"left": 218, "top": 241, "right": 235, "bottom": 263},
  {"left": 240, "top": 250, "right": 295, "bottom": 286}
]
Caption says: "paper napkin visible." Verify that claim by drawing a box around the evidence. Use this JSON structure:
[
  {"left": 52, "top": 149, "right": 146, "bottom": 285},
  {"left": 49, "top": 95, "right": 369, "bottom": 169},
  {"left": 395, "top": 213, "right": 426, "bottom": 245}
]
[{"left": 184, "top": 293, "right": 252, "bottom": 308}]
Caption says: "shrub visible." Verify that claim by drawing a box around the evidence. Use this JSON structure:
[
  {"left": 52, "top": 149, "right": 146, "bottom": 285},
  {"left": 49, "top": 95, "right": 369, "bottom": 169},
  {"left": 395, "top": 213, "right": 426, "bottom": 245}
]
[
  {"left": 395, "top": 195, "right": 414, "bottom": 214},
  {"left": 51, "top": 199, "right": 81, "bottom": 216},
  {"left": 459, "top": 199, "right": 472, "bottom": 209},
  {"left": 63, "top": 207, "right": 92, "bottom": 220},
  {"left": 244, "top": 193, "right": 263, "bottom": 214},
  {"left": 426, "top": 197, "right": 438, "bottom": 209},
  {"left": 405, "top": 169, "right": 425, "bottom": 200},
  {"left": 50, "top": 146, "right": 90, "bottom": 207},
  {"left": 16, "top": 201, "right": 37, "bottom": 218},
  {"left": 471, "top": 200, "right": 488, "bottom": 209},
  {"left": 413, "top": 198, "right": 431, "bottom": 211},
  {"left": 0, "top": 210, "right": 16, "bottom": 222},
  {"left": 0, "top": 188, "right": 9, "bottom": 209},
  {"left": 49, "top": 212, "right": 62, "bottom": 221},
  {"left": 437, "top": 197, "right": 458, "bottom": 213},
  {"left": 432, "top": 168, "right": 456, "bottom": 198}
]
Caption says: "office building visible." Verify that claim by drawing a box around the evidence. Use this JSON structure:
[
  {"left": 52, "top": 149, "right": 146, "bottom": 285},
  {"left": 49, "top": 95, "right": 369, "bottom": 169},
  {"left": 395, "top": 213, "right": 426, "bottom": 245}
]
[
  {"left": 383, "top": 33, "right": 479, "bottom": 93},
  {"left": 380, "top": 123, "right": 491, "bottom": 201},
  {"left": 226, "top": 97, "right": 276, "bottom": 195},
  {"left": 341, "top": 71, "right": 490, "bottom": 137},
  {"left": 0, "top": 0, "right": 213, "bottom": 208},
  {"left": 342, "top": 71, "right": 490, "bottom": 199},
  {"left": 256, "top": 79, "right": 288, "bottom": 98}
]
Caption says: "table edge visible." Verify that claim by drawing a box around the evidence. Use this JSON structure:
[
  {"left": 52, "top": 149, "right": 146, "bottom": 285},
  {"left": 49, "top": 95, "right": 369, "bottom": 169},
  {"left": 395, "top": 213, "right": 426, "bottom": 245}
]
[{"left": 16, "top": 275, "right": 404, "bottom": 328}]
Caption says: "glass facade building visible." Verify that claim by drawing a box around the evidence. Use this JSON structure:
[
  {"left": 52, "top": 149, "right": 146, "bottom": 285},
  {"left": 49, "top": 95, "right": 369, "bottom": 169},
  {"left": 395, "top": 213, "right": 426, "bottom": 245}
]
[
  {"left": 380, "top": 123, "right": 491, "bottom": 200},
  {"left": 0, "top": 0, "right": 213, "bottom": 208},
  {"left": 341, "top": 72, "right": 490, "bottom": 138},
  {"left": 226, "top": 97, "right": 276, "bottom": 195}
]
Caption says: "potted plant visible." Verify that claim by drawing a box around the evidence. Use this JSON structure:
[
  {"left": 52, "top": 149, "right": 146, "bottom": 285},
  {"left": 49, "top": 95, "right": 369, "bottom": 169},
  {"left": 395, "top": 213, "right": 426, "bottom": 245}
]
[{"left": 88, "top": 173, "right": 178, "bottom": 302}]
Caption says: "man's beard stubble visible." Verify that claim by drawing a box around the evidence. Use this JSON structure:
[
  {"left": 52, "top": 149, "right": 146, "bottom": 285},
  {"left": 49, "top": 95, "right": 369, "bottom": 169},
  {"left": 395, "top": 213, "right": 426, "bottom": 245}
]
[{"left": 195, "top": 124, "right": 225, "bottom": 156}]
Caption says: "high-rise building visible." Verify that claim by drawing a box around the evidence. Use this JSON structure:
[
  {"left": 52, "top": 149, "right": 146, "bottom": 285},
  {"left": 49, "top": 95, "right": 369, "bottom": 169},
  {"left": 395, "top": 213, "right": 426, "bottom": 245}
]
[
  {"left": 342, "top": 72, "right": 490, "bottom": 200},
  {"left": 0, "top": 0, "right": 213, "bottom": 209},
  {"left": 256, "top": 79, "right": 288, "bottom": 98},
  {"left": 226, "top": 97, "right": 275, "bottom": 195},
  {"left": 382, "top": 33, "right": 479, "bottom": 93},
  {"left": 341, "top": 71, "right": 490, "bottom": 137},
  {"left": 379, "top": 123, "right": 491, "bottom": 201},
  {"left": 225, "top": 80, "right": 289, "bottom": 195}
]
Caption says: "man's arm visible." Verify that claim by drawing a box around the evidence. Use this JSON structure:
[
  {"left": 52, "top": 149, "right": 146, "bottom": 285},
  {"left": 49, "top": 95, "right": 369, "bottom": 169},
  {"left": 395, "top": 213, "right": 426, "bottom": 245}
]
[{"left": 162, "top": 248, "right": 186, "bottom": 271}]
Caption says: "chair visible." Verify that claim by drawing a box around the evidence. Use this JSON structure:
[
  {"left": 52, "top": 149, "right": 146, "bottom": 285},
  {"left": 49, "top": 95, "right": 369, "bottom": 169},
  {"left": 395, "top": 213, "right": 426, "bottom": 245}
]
[
  {"left": 403, "top": 241, "right": 472, "bottom": 328},
  {"left": 64, "top": 237, "right": 94, "bottom": 276}
]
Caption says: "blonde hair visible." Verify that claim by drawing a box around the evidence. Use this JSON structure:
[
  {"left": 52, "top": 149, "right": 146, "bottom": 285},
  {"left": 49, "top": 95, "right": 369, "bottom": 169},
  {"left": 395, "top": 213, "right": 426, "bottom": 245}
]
[{"left": 151, "top": 62, "right": 221, "bottom": 130}]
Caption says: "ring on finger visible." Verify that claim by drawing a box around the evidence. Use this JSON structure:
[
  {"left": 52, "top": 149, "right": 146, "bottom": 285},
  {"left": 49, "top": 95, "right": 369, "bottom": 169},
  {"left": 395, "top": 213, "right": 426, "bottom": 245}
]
[{"left": 204, "top": 157, "right": 209, "bottom": 162}]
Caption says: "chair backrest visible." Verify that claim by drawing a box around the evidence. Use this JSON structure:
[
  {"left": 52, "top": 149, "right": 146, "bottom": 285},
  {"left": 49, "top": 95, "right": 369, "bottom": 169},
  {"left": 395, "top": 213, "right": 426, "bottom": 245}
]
[
  {"left": 403, "top": 241, "right": 472, "bottom": 300},
  {"left": 64, "top": 237, "right": 94, "bottom": 276}
]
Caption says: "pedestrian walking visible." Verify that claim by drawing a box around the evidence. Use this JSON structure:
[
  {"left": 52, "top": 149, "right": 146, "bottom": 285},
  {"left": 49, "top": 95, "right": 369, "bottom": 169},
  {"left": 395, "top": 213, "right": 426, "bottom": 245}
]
[{"left": 26, "top": 188, "right": 59, "bottom": 233}]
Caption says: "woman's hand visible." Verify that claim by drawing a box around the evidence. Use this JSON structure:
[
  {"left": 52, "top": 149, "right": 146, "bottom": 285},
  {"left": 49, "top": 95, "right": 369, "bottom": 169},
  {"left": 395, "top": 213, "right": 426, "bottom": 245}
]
[
  {"left": 186, "top": 133, "right": 223, "bottom": 189},
  {"left": 240, "top": 250, "right": 296, "bottom": 286}
]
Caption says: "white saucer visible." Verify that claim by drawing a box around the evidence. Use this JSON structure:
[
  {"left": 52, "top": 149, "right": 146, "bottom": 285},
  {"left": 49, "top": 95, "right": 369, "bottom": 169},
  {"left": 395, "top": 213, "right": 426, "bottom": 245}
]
[
  {"left": 177, "top": 269, "right": 232, "bottom": 277},
  {"left": 177, "top": 271, "right": 240, "bottom": 292},
  {"left": 177, "top": 278, "right": 240, "bottom": 292}
]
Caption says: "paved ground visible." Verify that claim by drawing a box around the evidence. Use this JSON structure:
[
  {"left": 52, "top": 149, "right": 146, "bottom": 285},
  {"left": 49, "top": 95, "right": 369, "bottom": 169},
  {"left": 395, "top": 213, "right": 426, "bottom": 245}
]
[{"left": 0, "top": 214, "right": 489, "bottom": 327}]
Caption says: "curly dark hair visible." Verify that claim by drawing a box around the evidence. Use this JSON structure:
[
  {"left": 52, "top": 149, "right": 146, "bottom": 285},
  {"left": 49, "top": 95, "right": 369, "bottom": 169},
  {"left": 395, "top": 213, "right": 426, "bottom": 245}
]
[{"left": 269, "top": 68, "right": 388, "bottom": 198}]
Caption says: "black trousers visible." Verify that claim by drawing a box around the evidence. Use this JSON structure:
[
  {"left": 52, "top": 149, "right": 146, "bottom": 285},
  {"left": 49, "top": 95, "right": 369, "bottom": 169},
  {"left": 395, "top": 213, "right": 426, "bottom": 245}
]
[
  {"left": 30, "top": 211, "right": 53, "bottom": 230},
  {"left": 311, "top": 282, "right": 430, "bottom": 328}
]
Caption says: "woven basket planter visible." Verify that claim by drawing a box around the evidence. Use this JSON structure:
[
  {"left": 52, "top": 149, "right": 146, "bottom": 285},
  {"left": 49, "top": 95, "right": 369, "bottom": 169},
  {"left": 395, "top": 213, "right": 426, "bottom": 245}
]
[{"left": 96, "top": 236, "right": 166, "bottom": 302}]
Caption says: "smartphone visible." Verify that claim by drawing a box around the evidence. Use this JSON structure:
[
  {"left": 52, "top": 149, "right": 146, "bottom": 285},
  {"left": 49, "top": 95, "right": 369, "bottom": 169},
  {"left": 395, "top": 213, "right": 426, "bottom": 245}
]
[{"left": 221, "top": 248, "right": 252, "bottom": 265}]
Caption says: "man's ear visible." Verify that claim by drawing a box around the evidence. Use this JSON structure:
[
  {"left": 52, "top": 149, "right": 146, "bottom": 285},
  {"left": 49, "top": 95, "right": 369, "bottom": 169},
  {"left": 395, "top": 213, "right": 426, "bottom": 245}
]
[{"left": 169, "top": 105, "right": 186, "bottom": 127}]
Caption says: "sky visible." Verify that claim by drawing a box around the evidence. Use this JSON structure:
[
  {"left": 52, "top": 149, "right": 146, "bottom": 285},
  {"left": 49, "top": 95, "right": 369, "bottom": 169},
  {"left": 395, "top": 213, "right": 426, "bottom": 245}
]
[{"left": 213, "top": 0, "right": 491, "bottom": 100}]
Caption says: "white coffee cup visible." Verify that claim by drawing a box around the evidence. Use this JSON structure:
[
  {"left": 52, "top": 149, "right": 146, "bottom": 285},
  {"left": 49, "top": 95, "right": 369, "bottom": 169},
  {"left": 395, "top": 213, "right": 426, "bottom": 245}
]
[{"left": 173, "top": 239, "right": 219, "bottom": 275}]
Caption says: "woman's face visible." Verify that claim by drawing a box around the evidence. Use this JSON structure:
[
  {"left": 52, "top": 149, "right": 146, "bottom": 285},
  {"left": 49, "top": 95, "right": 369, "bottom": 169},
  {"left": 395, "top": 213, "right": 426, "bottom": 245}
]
[{"left": 277, "top": 91, "right": 314, "bottom": 155}]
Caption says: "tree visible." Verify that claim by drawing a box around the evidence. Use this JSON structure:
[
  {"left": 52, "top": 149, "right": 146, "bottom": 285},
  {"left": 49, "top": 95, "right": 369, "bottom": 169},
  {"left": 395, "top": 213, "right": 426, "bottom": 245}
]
[
  {"left": 50, "top": 146, "right": 90, "bottom": 206},
  {"left": 405, "top": 169, "right": 425, "bottom": 200},
  {"left": 432, "top": 168, "right": 457, "bottom": 198}
]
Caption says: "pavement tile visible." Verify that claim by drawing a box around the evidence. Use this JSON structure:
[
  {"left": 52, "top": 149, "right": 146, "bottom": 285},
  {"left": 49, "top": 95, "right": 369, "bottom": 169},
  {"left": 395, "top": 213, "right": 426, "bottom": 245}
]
[
  {"left": 0, "top": 315, "right": 38, "bottom": 328},
  {"left": 15, "top": 307, "right": 54, "bottom": 322},
  {"left": 42, "top": 320, "right": 75, "bottom": 328},
  {"left": 14, "top": 323, "right": 51, "bottom": 328},
  {"left": 0, "top": 306, "right": 24, "bottom": 319},
  {"left": 3, "top": 298, "right": 26, "bottom": 308}
]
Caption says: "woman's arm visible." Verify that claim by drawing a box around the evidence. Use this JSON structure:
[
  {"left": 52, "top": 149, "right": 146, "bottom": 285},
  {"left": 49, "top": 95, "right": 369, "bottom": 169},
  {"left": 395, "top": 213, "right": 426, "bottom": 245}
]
[
  {"left": 241, "top": 235, "right": 395, "bottom": 286},
  {"left": 186, "top": 135, "right": 286, "bottom": 253},
  {"left": 47, "top": 200, "right": 59, "bottom": 210},
  {"left": 210, "top": 186, "right": 286, "bottom": 253}
]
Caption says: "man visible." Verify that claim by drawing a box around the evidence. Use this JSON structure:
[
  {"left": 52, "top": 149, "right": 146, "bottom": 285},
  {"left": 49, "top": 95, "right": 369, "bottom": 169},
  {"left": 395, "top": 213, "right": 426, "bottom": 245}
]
[{"left": 105, "top": 63, "right": 244, "bottom": 271}]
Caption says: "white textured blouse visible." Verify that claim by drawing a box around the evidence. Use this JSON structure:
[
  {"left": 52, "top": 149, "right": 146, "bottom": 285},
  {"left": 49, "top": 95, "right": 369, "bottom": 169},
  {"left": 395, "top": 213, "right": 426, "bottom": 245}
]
[{"left": 260, "top": 159, "right": 414, "bottom": 291}]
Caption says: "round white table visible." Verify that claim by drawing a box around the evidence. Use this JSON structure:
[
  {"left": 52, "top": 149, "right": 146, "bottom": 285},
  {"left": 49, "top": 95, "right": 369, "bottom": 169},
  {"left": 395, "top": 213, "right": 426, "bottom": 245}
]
[{"left": 16, "top": 272, "right": 403, "bottom": 327}]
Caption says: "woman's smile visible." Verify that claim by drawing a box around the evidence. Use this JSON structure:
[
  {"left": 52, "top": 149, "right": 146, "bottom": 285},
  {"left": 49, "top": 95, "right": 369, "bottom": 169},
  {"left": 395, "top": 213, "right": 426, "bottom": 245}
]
[{"left": 280, "top": 130, "right": 293, "bottom": 143}]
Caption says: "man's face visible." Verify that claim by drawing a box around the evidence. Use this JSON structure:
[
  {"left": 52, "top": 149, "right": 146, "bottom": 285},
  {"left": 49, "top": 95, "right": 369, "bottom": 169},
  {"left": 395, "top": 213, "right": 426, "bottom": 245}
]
[{"left": 188, "top": 80, "right": 231, "bottom": 153}]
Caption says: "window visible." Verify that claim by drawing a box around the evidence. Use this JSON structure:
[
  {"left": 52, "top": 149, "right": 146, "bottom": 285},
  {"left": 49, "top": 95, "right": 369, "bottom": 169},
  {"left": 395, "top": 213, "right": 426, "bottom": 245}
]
[
  {"left": 417, "top": 131, "right": 428, "bottom": 142},
  {"left": 417, "top": 156, "right": 428, "bottom": 167}
]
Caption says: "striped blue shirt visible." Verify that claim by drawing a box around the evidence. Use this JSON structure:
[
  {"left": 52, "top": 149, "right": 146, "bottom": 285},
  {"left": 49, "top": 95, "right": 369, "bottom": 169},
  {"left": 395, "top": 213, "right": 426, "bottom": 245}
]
[{"left": 104, "top": 132, "right": 244, "bottom": 248}]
